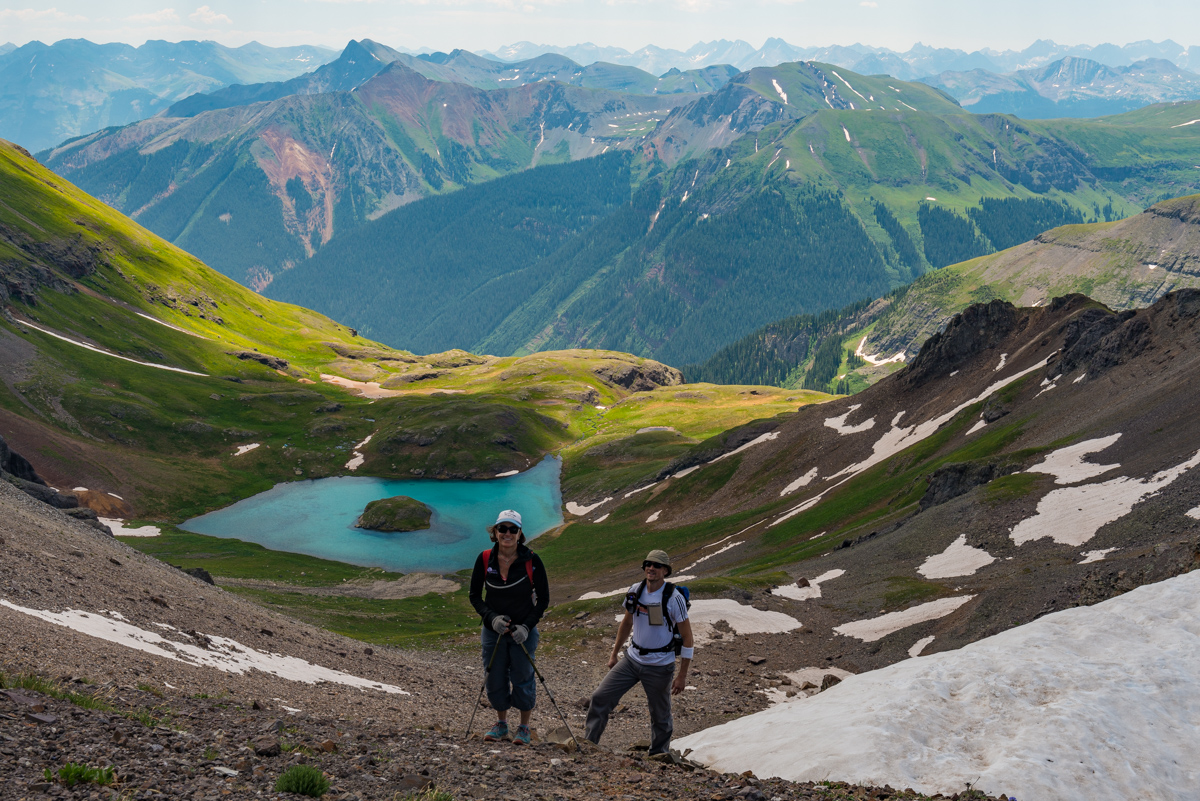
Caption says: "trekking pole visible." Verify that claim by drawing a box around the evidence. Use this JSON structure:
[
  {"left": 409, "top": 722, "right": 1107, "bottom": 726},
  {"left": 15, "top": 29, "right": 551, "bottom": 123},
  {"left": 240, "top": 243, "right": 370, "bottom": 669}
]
[
  {"left": 465, "top": 635, "right": 502, "bottom": 739},
  {"left": 517, "top": 639, "right": 581, "bottom": 753}
]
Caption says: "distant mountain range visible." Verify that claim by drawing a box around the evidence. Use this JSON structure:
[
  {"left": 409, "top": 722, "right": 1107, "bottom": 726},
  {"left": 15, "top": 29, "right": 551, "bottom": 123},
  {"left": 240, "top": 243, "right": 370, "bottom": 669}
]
[
  {"left": 481, "top": 38, "right": 1200, "bottom": 80},
  {"left": 41, "top": 47, "right": 1200, "bottom": 364},
  {"left": 923, "top": 56, "right": 1200, "bottom": 118},
  {"left": 166, "top": 40, "right": 738, "bottom": 118},
  {"left": 0, "top": 39, "right": 337, "bottom": 152}
]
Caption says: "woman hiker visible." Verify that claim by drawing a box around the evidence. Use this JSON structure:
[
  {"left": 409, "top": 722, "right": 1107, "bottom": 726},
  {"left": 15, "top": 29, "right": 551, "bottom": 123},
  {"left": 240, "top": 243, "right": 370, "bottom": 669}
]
[{"left": 469, "top": 509, "right": 549, "bottom": 745}]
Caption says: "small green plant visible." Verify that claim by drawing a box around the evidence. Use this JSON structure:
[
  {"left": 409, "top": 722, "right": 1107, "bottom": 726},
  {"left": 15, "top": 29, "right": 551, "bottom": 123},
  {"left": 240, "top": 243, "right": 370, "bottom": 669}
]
[
  {"left": 45, "top": 763, "right": 115, "bottom": 787},
  {"left": 124, "top": 710, "right": 160, "bottom": 728},
  {"left": 394, "top": 790, "right": 454, "bottom": 801},
  {"left": 203, "top": 746, "right": 218, "bottom": 761},
  {"left": 275, "top": 764, "right": 330, "bottom": 797},
  {"left": 137, "top": 683, "right": 164, "bottom": 698}
]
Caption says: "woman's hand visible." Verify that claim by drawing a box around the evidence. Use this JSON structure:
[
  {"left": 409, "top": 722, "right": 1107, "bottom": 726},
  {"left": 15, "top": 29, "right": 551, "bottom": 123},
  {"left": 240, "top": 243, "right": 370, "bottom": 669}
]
[{"left": 491, "top": 615, "right": 512, "bottom": 635}]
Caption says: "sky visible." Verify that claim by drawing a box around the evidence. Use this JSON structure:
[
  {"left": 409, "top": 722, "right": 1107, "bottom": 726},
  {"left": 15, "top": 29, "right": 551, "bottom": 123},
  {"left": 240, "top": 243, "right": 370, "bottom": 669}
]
[{"left": 1, "top": 0, "right": 1198, "bottom": 55}]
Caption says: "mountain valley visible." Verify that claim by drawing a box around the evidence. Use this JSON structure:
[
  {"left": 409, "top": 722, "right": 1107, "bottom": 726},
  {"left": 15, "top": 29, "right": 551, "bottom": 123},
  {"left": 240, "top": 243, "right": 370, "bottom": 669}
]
[{"left": 2, "top": 26, "right": 1200, "bottom": 801}]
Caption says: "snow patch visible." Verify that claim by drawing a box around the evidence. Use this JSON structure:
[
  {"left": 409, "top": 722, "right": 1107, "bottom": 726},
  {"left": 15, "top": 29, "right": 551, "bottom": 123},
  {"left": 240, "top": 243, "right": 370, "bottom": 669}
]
[
  {"left": 0, "top": 601, "right": 409, "bottom": 695},
  {"left": 834, "top": 596, "right": 975, "bottom": 642},
  {"left": 672, "top": 465, "right": 701, "bottom": 479},
  {"left": 20, "top": 320, "right": 207, "bottom": 376},
  {"left": 1187, "top": 506, "right": 1200, "bottom": 520},
  {"left": 566, "top": 498, "right": 611, "bottom": 516},
  {"left": 677, "top": 572, "right": 1200, "bottom": 799},
  {"left": 1027, "top": 434, "right": 1121, "bottom": 484},
  {"left": 780, "top": 467, "right": 818, "bottom": 496},
  {"left": 593, "top": 513, "right": 609, "bottom": 523},
  {"left": 842, "top": 126, "right": 851, "bottom": 142},
  {"left": 234, "top": 443, "right": 260, "bottom": 456},
  {"left": 966, "top": 420, "right": 987, "bottom": 435},
  {"left": 712, "top": 431, "right": 779, "bottom": 463},
  {"left": 772, "top": 569, "right": 844, "bottom": 601},
  {"left": 907, "top": 636, "right": 935, "bottom": 658},
  {"left": 1011, "top": 448, "right": 1200, "bottom": 546},
  {"left": 1170, "top": 118, "right": 1200, "bottom": 127},
  {"left": 102, "top": 519, "right": 161, "bottom": 537},
  {"left": 494, "top": 470, "right": 519, "bottom": 478},
  {"left": 918, "top": 535, "right": 995, "bottom": 579},
  {"left": 1080, "top": 548, "right": 1117, "bottom": 564},
  {"left": 823, "top": 404, "right": 876, "bottom": 435},
  {"left": 344, "top": 434, "right": 373, "bottom": 471},
  {"left": 1073, "top": 373, "right": 1087, "bottom": 384},
  {"left": 579, "top": 586, "right": 626, "bottom": 601},
  {"left": 624, "top": 483, "right": 659, "bottom": 498},
  {"left": 679, "top": 541, "right": 744, "bottom": 572},
  {"left": 685, "top": 599, "right": 802, "bottom": 645},
  {"left": 646, "top": 510, "right": 662, "bottom": 523},
  {"left": 994, "top": 353, "right": 1007, "bottom": 371},
  {"left": 771, "top": 78, "right": 788, "bottom": 104},
  {"left": 854, "top": 335, "right": 906, "bottom": 365}
]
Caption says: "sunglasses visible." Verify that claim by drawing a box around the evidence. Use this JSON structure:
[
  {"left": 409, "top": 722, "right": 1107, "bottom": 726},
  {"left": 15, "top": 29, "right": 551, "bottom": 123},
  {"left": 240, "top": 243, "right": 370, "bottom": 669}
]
[
  {"left": 642, "top": 561, "right": 668, "bottom": 570},
  {"left": 496, "top": 524, "right": 521, "bottom": 534}
]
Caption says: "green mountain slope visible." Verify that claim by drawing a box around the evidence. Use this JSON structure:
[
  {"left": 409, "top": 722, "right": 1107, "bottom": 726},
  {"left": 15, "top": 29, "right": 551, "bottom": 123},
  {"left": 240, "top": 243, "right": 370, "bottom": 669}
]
[
  {"left": 688, "top": 193, "right": 1200, "bottom": 391},
  {"left": 2, "top": 139, "right": 810, "bottom": 525},
  {"left": 43, "top": 61, "right": 685, "bottom": 287},
  {"left": 265, "top": 67, "right": 1200, "bottom": 367}
]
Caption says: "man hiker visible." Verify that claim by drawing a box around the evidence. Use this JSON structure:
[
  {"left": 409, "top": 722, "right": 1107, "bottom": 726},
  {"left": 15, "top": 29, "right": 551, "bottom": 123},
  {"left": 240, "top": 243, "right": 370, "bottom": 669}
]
[{"left": 585, "top": 549, "right": 693, "bottom": 756}]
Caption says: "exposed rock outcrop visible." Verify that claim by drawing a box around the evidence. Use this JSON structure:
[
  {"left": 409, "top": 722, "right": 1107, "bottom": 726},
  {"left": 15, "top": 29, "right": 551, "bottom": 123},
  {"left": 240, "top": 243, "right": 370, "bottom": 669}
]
[
  {"left": 901, "top": 299, "right": 1023, "bottom": 388},
  {"left": 920, "top": 461, "right": 1019, "bottom": 511},
  {"left": 227, "top": 350, "right": 289, "bottom": 370},
  {"left": 593, "top": 359, "right": 683, "bottom": 392}
]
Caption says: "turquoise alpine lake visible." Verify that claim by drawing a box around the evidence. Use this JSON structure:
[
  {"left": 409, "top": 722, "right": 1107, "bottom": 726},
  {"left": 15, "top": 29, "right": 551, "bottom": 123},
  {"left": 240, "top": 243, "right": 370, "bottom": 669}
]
[{"left": 180, "top": 456, "right": 563, "bottom": 573}]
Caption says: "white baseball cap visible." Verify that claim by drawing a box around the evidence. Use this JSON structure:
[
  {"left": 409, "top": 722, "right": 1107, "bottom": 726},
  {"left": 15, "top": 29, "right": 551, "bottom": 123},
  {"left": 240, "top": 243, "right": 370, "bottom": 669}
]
[{"left": 493, "top": 510, "right": 522, "bottom": 528}]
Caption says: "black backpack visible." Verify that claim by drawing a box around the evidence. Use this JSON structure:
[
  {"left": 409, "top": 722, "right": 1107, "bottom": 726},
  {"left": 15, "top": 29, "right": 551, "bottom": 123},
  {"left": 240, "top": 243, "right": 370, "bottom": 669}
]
[{"left": 624, "top": 580, "right": 692, "bottom": 656}]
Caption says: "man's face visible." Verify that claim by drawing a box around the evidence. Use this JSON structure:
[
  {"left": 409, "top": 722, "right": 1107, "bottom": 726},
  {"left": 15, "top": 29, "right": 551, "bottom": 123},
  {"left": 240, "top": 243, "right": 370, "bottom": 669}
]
[{"left": 643, "top": 561, "right": 667, "bottom": 579}]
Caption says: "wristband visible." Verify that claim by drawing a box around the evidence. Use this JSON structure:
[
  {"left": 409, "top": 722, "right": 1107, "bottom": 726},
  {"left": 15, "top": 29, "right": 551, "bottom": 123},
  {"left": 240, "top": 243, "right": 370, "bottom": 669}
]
[{"left": 680, "top": 646, "right": 694, "bottom": 660}]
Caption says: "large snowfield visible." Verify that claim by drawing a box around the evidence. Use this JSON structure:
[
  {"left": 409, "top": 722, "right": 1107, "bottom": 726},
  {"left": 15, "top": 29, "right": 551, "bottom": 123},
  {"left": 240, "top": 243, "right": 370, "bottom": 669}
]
[{"left": 676, "top": 570, "right": 1200, "bottom": 800}]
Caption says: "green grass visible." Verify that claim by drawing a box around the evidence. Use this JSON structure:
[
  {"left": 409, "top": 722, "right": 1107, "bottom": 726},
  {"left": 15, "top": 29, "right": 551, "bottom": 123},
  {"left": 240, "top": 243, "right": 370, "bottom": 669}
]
[
  {"left": 122, "top": 525, "right": 404, "bottom": 586},
  {"left": 0, "top": 673, "right": 116, "bottom": 711},
  {"left": 984, "top": 472, "right": 1042, "bottom": 505},
  {"left": 45, "top": 763, "right": 115, "bottom": 788},
  {"left": 882, "top": 576, "right": 948, "bottom": 608},
  {"left": 275, "top": 764, "right": 330, "bottom": 797},
  {"left": 226, "top": 586, "right": 479, "bottom": 648}
]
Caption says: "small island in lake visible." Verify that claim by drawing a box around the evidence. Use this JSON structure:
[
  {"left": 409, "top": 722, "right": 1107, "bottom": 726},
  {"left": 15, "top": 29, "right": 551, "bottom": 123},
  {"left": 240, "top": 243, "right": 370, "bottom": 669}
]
[{"left": 355, "top": 495, "right": 433, "bottom": 532}]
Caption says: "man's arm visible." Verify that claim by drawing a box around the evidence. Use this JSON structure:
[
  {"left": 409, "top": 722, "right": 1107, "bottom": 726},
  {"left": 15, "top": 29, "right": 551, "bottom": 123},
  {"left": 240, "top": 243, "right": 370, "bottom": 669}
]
[
  {"left": 608, "top": 611, "right": 634, "bottom": 669},
  {"left": 671, "top": 618, "right": 693, "bottom": 695}
]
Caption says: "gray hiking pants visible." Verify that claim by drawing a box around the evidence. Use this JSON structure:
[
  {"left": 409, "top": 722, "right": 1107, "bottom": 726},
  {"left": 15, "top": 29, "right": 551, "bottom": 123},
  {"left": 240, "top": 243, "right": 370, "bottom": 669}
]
[{"left": 585, "top": 655, "right": 675, "bottom": 755}]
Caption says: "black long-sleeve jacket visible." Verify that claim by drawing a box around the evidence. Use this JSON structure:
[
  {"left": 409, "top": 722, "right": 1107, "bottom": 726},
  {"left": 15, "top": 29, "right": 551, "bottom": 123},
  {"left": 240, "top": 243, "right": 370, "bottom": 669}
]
[{"left": 469, "top": 544, "right": 549, "bottom": 631}]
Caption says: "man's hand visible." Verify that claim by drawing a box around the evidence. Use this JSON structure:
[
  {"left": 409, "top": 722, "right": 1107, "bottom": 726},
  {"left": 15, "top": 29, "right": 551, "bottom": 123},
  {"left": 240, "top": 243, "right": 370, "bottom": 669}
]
[
  {"left": 607, "top": 653, "right": 620, "bottom": 669},
  {"left": 491, "top": 615, "right": 512, "bottom": 635},
  {"left": 671, "top": 673, "right": 688, "bottom": 695},
  {"left": 510, "top": 624, "right": 529, "bottom": 644}
]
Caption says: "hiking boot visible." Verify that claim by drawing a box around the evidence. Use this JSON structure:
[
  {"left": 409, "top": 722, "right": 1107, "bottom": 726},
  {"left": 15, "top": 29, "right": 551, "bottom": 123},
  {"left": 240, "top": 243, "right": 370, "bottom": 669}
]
[
  {"left": 483, "top": 722, "right": 509, "bottom": 742},
  {"left": 512, "top": 724, "right": 531, "bottom": 746}
]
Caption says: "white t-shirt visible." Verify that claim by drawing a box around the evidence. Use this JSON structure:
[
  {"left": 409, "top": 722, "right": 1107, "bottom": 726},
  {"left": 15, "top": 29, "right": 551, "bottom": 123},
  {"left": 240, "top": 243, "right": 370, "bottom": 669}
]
[{"left": 625, "top": 581, "right": 690, "bottom": 667}]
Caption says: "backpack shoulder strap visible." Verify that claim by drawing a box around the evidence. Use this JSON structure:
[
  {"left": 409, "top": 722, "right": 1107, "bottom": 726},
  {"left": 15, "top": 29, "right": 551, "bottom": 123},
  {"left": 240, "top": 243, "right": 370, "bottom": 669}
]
[
  {"left": 662, "top": 582, "right": 677, "bottom": 627},
  {"left": 624, "top": 579, "right": 648, "bottom": 613},
  {"left": 480, "top": 548, "right": 492, "bottom": 570},
  {"left": 525, "top": 558, "right": 534, "bottom": 585}
]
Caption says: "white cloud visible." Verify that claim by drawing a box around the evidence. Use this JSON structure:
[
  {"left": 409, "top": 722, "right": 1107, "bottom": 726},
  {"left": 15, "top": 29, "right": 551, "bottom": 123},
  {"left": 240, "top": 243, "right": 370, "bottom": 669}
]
[
  {"left": 860, "top": 1, "right": 879, "bottom": 6},
  {"left": 189, "top": 5, "right": 232, "bottom": 24},
  {"left": 129, "top": 8, "right": 180, "bottom": 23},
  {"left": 0, "top": 7, "right": 86, "bottom": 22}
]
